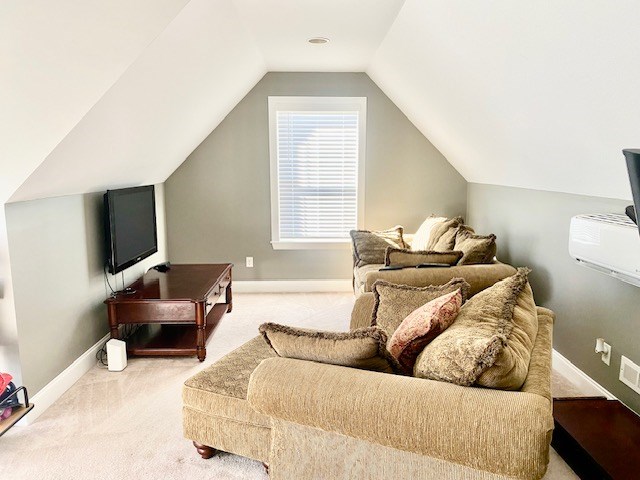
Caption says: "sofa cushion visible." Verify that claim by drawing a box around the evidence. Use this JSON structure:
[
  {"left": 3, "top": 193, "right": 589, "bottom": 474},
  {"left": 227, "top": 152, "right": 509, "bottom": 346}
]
[
  {"left": 183, "top": 336, "right": 274, "bottom": 427},
  {"left": 259, "top": 323, "right": 401, "bottom": 374},
  {"left": 454, "top": 229, "right": 497, "bottom": 265},
  {"left": 410, "top": 216, "right": 446, "bottom": 251},
  {"left": 384, "top": 247, "right": 463, "bottom": 267},
  {"left": 371, "top": 278, "right": 469, "bottom": 337},
  {"left": 350, "top": 227, "right": 406, "bottom": 267},
  {"left": 388, "top": 289, "right": 463, "bottom": 374},
  {"left": 414, "top": 268, "right": 538, "bottom": 390},
  {"left": 426, "top": 216, "right": 463, "bottom": 251}
]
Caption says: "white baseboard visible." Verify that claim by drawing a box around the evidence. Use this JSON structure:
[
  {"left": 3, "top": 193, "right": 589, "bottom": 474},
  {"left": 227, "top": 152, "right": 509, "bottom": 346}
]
[
  {"left": 18, "top": 333, "right": 109, "bottom": 425},
  {"left": 233, "top": 279, "right": 352, "bottom": 293},
  {"left": 552, "top": 348, "right": 616, "bottom": 400}
]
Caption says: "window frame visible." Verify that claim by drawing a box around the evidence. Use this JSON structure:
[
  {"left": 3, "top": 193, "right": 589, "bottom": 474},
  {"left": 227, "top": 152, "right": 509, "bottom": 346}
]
[{"left": 268, "top": 96, "right": 366, "bottom": 250}]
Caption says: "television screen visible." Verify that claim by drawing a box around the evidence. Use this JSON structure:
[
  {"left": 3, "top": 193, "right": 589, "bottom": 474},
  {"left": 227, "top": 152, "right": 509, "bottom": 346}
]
[
  {"left": 104, "top": 185, "right": 158, "bottom": 274},
  {"left": 624, "top": 149, "right": 640, "bottom": 233}
]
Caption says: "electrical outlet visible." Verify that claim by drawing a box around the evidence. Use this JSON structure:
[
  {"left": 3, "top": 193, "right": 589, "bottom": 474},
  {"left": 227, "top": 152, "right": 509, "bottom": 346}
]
[
  {"left": 601, "top": 342, "right": 611, "bottom": 365},
  {"left": 595, "top": 338, "right": 611, "bottom": 366},
  {"left": 246, "top": 256, "right": 254, "bottom": 268}
]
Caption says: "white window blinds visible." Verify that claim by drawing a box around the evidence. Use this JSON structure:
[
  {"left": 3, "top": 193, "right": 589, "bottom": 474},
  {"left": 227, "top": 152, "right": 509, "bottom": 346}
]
[{"left": 269, "top": 97, "right": 366, "bottom": 249}]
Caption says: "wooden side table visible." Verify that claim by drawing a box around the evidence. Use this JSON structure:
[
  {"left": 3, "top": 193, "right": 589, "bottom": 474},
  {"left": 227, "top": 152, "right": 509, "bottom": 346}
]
[{"left": 105, "top": 264, "right": 232, "bottom": 361}]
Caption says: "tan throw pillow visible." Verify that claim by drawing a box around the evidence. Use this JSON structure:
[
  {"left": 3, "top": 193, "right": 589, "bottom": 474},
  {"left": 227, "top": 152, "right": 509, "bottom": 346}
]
[
  {"left": 350, "top": 226, "right": 406, "bottom": 267},
  {"left": 414, "top": 268, "right": 538, "bottom": 390},
  {"left": 371, "top": 278, "right": 470, "bottom": 337},
  {"left": 388, "top": 289, "right": 463, "bottom": 374},
  {"left": 259, "top": 323, "right": 401, "bottom": 374},
  {"left": 411, "top": 216, "right": 447, "bottom": 251},
  {"left": 455, "top": 229, "right": 497, "bottom": 265},
  {"left": 384, "top": 247, "right": 463, "bottom": 267},
  {"left": 427, "top": 216, "right": 464, "bottom": 251}
]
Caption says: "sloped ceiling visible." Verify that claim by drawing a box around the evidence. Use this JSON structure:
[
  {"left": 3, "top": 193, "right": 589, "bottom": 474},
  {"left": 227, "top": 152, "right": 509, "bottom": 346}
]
[
  {"left": 9, "top": 0, "right": 403, "bottom": 202},
  {"left": 367, "top": 0, "right": 640, "bottom": 200},
  {"left": 9, "top": 0, "right": 266, "bottom": 202},
  {"left": 0, "top": 0, "right": 191, "bottom": 204},
  {"left": 7, "top": 0, "right": 640, "bottom": 202}
]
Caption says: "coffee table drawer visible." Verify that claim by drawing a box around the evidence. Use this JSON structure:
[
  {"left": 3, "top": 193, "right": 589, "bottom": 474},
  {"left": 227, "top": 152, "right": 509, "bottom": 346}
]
[{"left": 113, "top": 301, "right": 195, "bottom": 323}]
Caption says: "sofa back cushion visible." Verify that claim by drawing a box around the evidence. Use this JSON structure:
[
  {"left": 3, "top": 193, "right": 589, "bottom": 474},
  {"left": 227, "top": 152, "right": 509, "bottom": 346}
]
[
  {"left": 414, "top": 268, "right": 538, "bottom": 390},
  {"left": 371, "top": 278, "right": 469, "bottom": 337},
  {"left": 259, "top": 323, "right": 401, "bottom": 374},
  {"left": 384, "top": 247, "right": 463, "bottom": 267},
  {"left": 350, "top": 226, "right": 405, "bottom": 267}
]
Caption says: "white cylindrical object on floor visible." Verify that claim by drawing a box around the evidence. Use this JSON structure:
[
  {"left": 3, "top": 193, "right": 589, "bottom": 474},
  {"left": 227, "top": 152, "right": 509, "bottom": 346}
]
[{"left": 107, "top": 339, "right": 128, "bottom": 371}]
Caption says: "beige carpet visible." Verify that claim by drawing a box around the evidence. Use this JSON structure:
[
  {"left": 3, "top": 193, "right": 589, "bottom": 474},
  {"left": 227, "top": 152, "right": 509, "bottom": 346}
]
[{"left": 0, "top": 293, "right": 580, "bottom": 479}]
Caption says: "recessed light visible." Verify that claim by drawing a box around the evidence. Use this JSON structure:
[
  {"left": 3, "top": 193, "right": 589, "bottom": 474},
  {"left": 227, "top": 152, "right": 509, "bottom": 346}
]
[{"left": 308, "top": 37, "right": 329, "bottom": 45}]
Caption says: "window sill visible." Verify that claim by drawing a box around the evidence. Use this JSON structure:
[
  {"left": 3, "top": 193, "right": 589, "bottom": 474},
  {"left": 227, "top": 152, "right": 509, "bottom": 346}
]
[{"left": 271, "top": 240, "right": 351, "bottom": 251}]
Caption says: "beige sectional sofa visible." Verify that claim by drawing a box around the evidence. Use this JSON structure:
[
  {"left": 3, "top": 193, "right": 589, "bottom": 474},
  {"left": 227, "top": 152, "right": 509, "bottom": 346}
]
[{"left": 182, "top": 270, "right": 555, "bottom": 479}]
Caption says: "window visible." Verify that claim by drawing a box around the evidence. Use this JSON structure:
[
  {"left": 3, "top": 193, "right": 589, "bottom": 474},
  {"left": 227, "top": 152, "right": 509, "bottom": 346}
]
[{"left": 269, "top": 96, "right": 366, "bottom": 250}]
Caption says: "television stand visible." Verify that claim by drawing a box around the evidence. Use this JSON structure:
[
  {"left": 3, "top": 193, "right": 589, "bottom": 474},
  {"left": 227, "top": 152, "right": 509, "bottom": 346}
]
[{"left": 104, "top": 264, "right": 232, "bottom": 361}]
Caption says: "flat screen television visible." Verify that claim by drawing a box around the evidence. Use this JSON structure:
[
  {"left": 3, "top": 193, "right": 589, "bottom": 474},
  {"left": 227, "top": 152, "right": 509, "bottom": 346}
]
[
  {"left": 624, "top": 149, "right": 640, "bottom": 233},
  {"left": 104, "top": 185, "right": 158, "bottom": 274}
]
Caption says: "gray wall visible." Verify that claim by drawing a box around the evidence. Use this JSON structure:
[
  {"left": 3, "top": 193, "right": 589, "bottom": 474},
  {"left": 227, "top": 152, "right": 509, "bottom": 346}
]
[
  {"left": 5, "top": 185, "right": 168, "bottom": 394},
  {"left": 165, "top": 72, "right": 466, "bottom": 280},
  {"left": 467, "top": 183, "right": 640, "bottom": 413}
]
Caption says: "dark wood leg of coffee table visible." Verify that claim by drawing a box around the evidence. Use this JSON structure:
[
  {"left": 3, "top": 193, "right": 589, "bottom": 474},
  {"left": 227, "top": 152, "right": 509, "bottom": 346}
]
[
  {"left": 196, "top": 305, "right": 206, "bottom": 362},
  {"left": 107, "top": 303, "right": 119, "bottom": 339},
  {"left": 226, "top": 273, "right": 233, "bottom": 313}
]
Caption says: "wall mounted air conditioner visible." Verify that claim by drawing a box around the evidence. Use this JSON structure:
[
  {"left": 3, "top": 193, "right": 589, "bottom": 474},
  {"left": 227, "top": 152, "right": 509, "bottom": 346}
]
[{"left": 569, "top": 213, "right": 640, "bottom": 287}]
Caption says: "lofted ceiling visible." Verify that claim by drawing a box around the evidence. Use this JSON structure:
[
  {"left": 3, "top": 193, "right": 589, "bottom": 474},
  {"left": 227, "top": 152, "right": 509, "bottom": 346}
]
[{"left": 5, "top": 0, "right": 640, "bottom": 202}]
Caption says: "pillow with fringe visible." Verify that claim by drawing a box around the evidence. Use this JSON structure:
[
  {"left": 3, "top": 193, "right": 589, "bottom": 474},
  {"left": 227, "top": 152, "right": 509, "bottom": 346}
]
[
  {"left": 371, "top": 278, "right": 470, "bottom": 338},
  {"left": 350, "top": 226, "right": 406, "bottom": 267},
  {"left": 388, "top": 289, "right": 463, "bottom": 374},
  {"left": 384, "top": 247, "right": 463, "bottom": 267},
  {"left": 259, "top": 323, "right": 402, "bottom": 374},
  {"left": 411, "top": 215, "right": 447, "bottom": 251},
  {"left": 414, "top": 268, "right": 538, "bottom": 390},
  {"left": 455, "top": 229, "right": 497, "bottom": 265},
  {"left": 427, "top": 216, "right": 464, "bottom": 251}
]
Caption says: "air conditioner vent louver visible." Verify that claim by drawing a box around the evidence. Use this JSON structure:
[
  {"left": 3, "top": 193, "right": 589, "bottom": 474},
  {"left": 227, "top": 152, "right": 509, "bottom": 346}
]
[
  {"left": 569, "top": 214, "right": 640, "bottom": 287},
  {"left": 578, "top": 213, "right": 636, "bottom": 227}
]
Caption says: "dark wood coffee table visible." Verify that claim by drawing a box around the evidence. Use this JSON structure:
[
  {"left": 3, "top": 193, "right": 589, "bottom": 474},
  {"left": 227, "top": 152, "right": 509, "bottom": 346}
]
[
  {"left": 552, "top": 397, "right": 640, "bottom": 479},
  {"left": 105, "top": 264, "right": 232, "bottom": 361}
]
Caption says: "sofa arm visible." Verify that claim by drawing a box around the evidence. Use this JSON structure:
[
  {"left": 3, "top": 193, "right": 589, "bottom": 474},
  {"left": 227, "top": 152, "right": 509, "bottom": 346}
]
[
  {"left": 363, "top": 262, "right": 517, "bottom": 296},
  {"left": 248, "top": 359, "right": 553, "bottom": 479}
]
